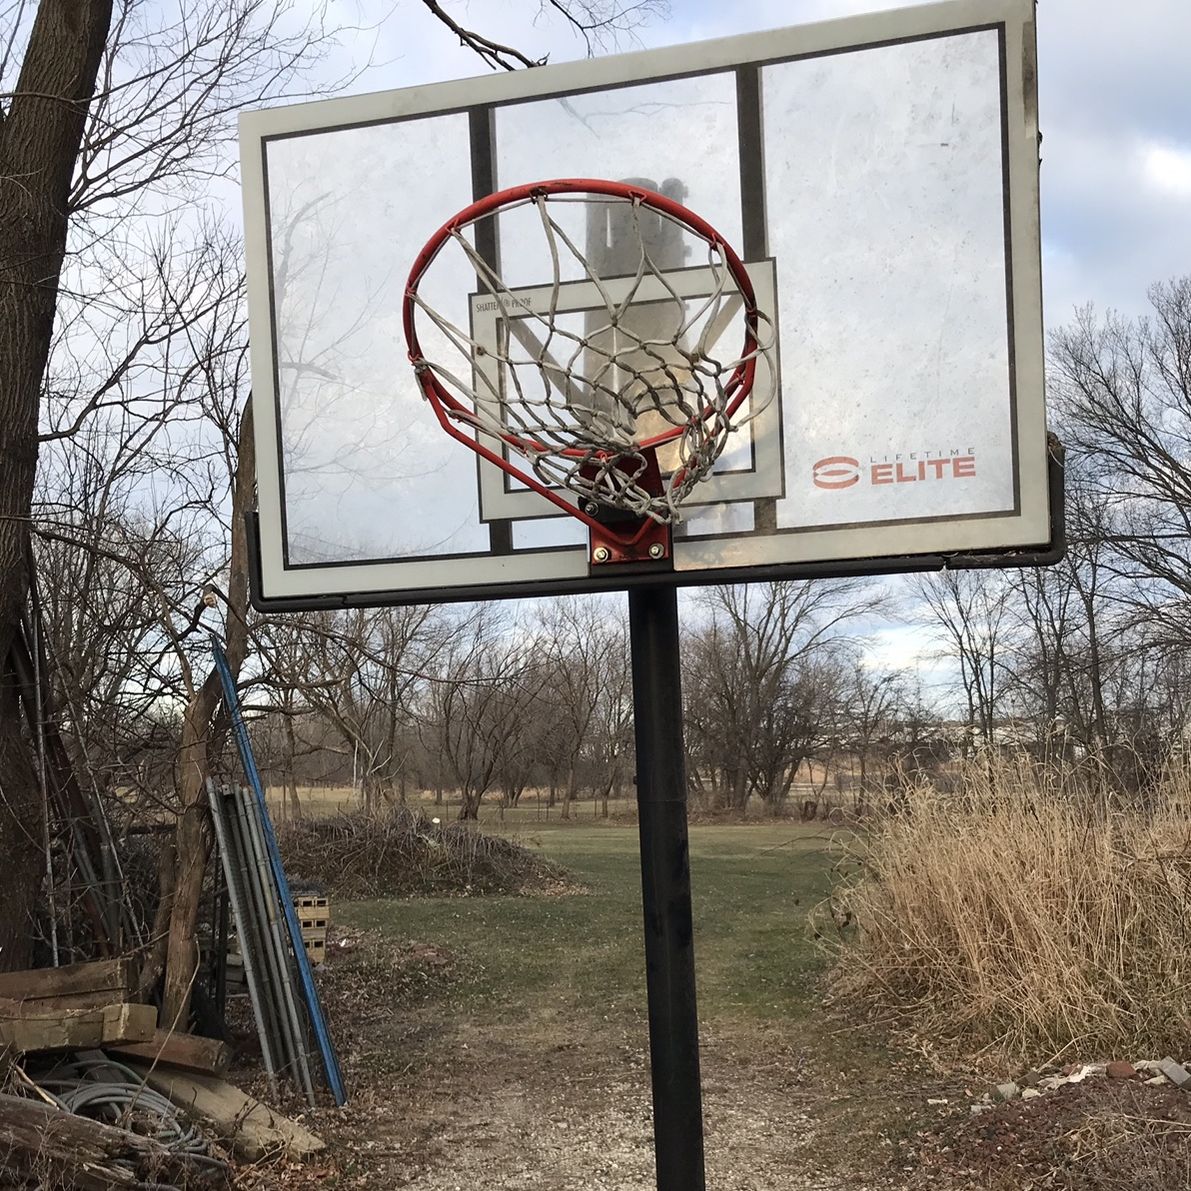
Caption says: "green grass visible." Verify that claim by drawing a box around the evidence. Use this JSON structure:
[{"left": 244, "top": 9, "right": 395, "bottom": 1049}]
[{"left": 337, "top": 821, "right": 838, "bottom": 1025}]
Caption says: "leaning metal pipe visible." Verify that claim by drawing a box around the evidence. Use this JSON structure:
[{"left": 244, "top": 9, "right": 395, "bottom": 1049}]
[
  {"left": 238, "top": 784, "right": 316, "bottom": 1106},
  {"left": 205, "top": 778, "right": 280, "bottom": 1095},
  {"left": 228, "top": 782, "right": 296, "bottom": 1082}
]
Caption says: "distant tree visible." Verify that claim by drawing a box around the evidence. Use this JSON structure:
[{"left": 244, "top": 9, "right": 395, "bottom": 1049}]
[
  {"left": 913, "top": 570, "right": 1010, "bottom": 755},
  {"left": 534, "top": 598, "right": 629, "bottom": 820},
  {"left": 429, "top": 610, "right": 536, "bottom": 821},
  {"left": 684, "top": 581, "right": 874, "bottom": 815},
  {"left": 841, "top": 668, "right": 906, "bottom": 799}
]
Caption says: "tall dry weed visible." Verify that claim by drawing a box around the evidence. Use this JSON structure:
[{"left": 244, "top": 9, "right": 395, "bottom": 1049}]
[{"left": 826, "top": 757, "right": 1191, "bottom": 1060}]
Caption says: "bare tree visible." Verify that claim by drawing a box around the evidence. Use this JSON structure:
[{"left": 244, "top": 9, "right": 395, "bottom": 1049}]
[
  {"left": 685, "top": 581, "right": 875, "bottom": 815},
  {"left": 585, "top": 619, "right": 633, "bottom": 818},
  {"left": 1053, "top": 279, "right": 1191, "bottom": 638},
  {"left": 914, "top": 570, "right": 1011, "bottom": 755},
  {"left": 841, "top": 668, "right": 905, "bottom": 802},
  {"left": 0, "top": 0, "right": 114, "bottom": 970},
  {"left": 427, "top": 610, "right": 535, "bottom": 821},
  {"left": 535, "top": 598, "right": 628, "bottom": 820},
  {"left": 263, "top": 607, "right": 441, "bottom": 811}
]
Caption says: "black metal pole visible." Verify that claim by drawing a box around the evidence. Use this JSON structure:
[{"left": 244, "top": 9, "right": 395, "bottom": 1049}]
[{"left": 628, "top": 583, "right": 706, "bottom": 1191}]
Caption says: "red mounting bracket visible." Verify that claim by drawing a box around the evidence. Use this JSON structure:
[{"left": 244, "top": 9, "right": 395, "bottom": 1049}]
[
  {"left": 580, "top": 449, "right": 673, "bottom": 568},
  {"left": 589, "top": 517, "right": 671, "bottom": 566}
]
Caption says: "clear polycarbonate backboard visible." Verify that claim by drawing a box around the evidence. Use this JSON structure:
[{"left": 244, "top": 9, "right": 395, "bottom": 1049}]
[{"left": 240, "top": 0, "right": 1058, "bottom": 610}]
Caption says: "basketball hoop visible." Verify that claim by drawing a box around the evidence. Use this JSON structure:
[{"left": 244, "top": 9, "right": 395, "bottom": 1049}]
[{"left": 403, "top": 178, "right": 775, "bottom": 561}]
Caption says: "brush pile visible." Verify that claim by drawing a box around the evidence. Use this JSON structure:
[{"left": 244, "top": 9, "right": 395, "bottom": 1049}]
[{"left": 277, "top": 808, "right": 568, "bottom": 899}]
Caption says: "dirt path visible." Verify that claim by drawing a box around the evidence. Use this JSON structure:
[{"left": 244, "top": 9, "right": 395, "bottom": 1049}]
[{"left": 271, "top": 1007, "right": 937, "bottom": 1190}]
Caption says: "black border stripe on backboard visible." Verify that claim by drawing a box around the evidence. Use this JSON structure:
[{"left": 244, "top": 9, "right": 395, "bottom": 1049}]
[
  {"left": 467, "top": 105, "right": 514, "bottom": 556},
  {"left": 736, "top": 66, "right": 768, "bottom": 261},
  {"left": 736, "top": 64, "right": 777, "bottom": 531},
  {"left": 259, "top": 139, "right": 296, "bottom": 571},
  {"left": 998, "top": 24, "right": 1022, "bottom": 517}
]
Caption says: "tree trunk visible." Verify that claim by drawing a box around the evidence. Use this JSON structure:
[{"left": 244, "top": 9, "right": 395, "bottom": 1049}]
[
  {"left": 0, "top": 690, "right": 42, "bottom": 968},
  {"left": 600, "top": 773, "right": 613, "bottom": 818},
  {"left": 0, "top": 0, "right": 115, "bottom": 969},
  {"left": 284, "top": 703, "right": 301, "bottom": 820},
  {"left": 152, "top": 403, "right": 255, "bottom": 1025},
  {"left": 457, "top": 788, "right": 480, "bottom": 821},
  {"left": 705, "top": 767, "right": 726, "bottom": 813},
  {"left": 730, "top": 766, "right": 749, "bottom": 815},
  {"left": 561, "top": 764, "right": 578, "bottom": 820}
]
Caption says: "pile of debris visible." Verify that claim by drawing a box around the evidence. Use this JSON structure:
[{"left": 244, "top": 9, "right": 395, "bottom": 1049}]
[
  {"left": 973, "top": 1056, "right": 1191, "bottom": 1113},
  {"left": 0, "top": 957, "right": 324, "bottom": 1188}
]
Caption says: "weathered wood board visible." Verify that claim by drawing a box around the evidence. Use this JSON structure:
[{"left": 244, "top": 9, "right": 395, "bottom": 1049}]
[
  {"left": 124, "top": 1063, "right": 325, "bottom": 1161},
  {"left": 0, "top": 1000, "right": 155, "bottom": 1053}
]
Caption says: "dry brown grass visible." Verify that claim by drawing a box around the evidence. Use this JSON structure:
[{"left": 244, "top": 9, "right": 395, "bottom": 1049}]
[{"left": 826, "top": 757, "right": 1191, "bottom": 1061}]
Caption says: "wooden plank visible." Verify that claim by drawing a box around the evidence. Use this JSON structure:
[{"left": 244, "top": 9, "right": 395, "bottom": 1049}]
[
  {"left": 124, "top": 1064, "right": 325, "bottom": 1161},
  {"left": 0, "top": 1092, "right": 230, "bottom": 1189},
  {"left": 8, "top": 990, "right": 133, "bottom": 1013},
  {"left": 0, "top": 958, "right": 132, "bottom": 1006},
  {"left": 106, "top": 1029, "right": 232, "bottom": 1076},
  {"left": 0, "top": 1000, "right": 155, "bottom": 1053}
]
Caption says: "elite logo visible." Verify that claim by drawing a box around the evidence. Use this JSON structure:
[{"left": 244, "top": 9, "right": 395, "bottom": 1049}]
[
  {"left": 812, "top": 456, "right": 862, "bottom": 489},
  {"left": 812, "top": 450, "right": 977, "bottom": 490}
]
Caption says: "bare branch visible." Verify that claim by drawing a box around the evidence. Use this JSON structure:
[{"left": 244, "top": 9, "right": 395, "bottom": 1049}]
[{"left": 419, "top": 0, "right": 542, "bottom": 70}]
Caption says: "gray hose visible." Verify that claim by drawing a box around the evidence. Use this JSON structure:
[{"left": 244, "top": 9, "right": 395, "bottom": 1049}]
[{"left": 20, "top": 1055, "right": 231, "bottom": 1184}]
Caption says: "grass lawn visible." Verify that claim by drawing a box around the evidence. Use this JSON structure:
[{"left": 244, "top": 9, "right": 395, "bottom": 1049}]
[{"left": 338, "top": 820, "right": 840, "bottom": 1029}]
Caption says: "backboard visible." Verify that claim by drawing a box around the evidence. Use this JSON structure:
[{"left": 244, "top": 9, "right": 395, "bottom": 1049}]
[{"left": 240, "top": 0, "right": 1058, "bottom": 610}]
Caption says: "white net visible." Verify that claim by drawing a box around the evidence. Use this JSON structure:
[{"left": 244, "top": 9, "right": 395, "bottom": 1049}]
[{"left": 407, "top": 187, "right": 775, "bottom": 524}]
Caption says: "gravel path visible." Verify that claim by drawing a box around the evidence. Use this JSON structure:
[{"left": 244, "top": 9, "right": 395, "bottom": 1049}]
[{"left": 282, "top": 1018, "right": 908, "bottom": 1190}]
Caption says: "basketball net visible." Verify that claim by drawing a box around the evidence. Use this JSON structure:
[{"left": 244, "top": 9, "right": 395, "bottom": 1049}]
[{"left": 404, "top": 179, "right": 775, "bottom": 536}]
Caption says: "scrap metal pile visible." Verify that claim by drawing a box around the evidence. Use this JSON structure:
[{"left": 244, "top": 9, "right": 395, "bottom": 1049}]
[{"left": 0, "top": 626, "right": 346, "bottom": 1185}]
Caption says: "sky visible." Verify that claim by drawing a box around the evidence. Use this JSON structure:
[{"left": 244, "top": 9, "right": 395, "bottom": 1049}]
[
  {"left": 263, "top": 0, "right": 1191, "bottom": 694},
  {"left": 355, "top": 0, "right": 1191, "bottom": 323}
]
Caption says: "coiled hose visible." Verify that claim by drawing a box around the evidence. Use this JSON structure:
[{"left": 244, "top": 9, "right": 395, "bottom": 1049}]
[{"left": 25, "top": 1054, "right": 231, "bottom": 1186}]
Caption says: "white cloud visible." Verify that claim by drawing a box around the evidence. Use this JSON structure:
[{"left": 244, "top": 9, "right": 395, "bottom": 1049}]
[
  {"left": 1141, "top": 142, "right": 1191, "bottom": 199},
  {"left": 865, "top": 623, "right": 939, "bottom": 674}
]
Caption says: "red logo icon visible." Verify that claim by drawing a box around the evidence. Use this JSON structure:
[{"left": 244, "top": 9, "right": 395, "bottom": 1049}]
[{"left": 812, "top": 456, "right": 861, "bottom": 489}]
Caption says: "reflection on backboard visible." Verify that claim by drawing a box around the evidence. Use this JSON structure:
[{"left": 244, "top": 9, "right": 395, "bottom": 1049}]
[{"left": 241, "top": 0, "right": 1059, "bottom": 609}]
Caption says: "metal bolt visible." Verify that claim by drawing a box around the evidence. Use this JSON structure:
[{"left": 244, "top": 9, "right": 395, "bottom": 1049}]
[
  {"left": 593, "top": 546, "right": 611, "bottom": 564},
  {"left": 649, "top": 542, "right": 665, "bottom": 559}
]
